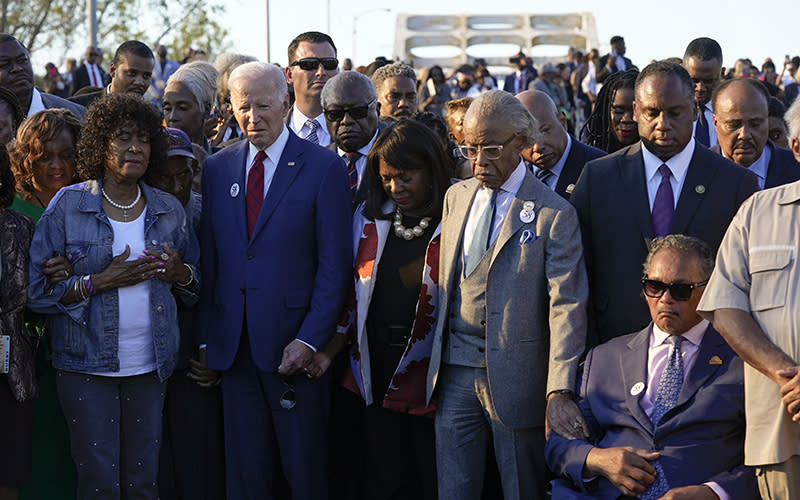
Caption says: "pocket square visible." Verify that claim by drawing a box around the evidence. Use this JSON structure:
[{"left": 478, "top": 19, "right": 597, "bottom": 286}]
[{"left": 519, "top": 229, "right": 536, "bottom": 245}]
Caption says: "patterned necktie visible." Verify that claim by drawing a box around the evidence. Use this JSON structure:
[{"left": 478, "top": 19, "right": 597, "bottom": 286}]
[
  {"left": 344, "top": 152, "right": 361, "bottom": 201},
  {"left": 695, "top": 107, "right": 710, "bottom": 147},
  {"left": 651, "top": 164, "right": 674, "bottom": 237},
  {"left": 305, "top": 119, "right": 320, "bottom": 144},
  {"left": 246, "top": 151, "right": 266, "bottom": 239},
  {"left": 465, "top": 189, "right": 498, "bottom": 276},
  {"left": 535, "top": 167, "right": 554, "bottom": 188},
  {"left": 641, "top": 335, "right": 686, "bottom": 500}
]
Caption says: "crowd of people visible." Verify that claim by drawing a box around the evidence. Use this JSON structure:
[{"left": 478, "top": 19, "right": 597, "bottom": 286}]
[{"left": 1, "top": 28, "right": 800, "bottom": 500}]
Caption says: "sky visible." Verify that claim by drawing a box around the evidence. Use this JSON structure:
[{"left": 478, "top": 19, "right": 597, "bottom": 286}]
[{"left": 29, "top": 0, "right": 800, "bottom": 77}]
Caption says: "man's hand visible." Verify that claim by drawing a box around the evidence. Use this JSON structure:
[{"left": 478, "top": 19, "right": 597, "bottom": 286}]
[
  {"left": 546, "top": 392, "right": 589, "bottom": 440},
  {"left": 278, "top": 340, "right": 313, "bottom": 376},
  {"left": 777, "top": 366, "right": 800, "bottom": 421},
  {"left": 584, "top": 446, "right": 659, "bottom": 497},
  {"left": 657, "top": 484, "right": 719, "bottom": 500},
  {"left": 304, "top": 351, "right": 332, "bottom": 379}
]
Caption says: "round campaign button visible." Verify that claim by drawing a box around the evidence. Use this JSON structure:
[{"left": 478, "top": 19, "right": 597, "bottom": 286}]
[{"left": 630, "top": 382, "right": 645, "bottom": 396}]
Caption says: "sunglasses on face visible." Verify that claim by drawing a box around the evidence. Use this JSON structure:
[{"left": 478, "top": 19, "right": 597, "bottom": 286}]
[
  {"left": 290, "top": 57, "right": 338, "bottom": 71},
  {"left": 323, "top": 99, "right": 376, "bottom": 122},
  {"left": 641, "top": 278, "right": 708, "bottom": 301}
]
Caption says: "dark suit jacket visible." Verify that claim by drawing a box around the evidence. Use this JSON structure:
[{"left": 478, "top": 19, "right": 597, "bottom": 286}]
[
  {"left": 545, "top": 324, "right": 757, "bottom": 499},
  {"left": 68, "top": 89, "right": 103, "bottom": 108},
  {"left": 710, "top": 142, "right": 800, "bottom": 189},
  {"left": 503, "top": 69, "right": 537, "bottom": 93},
  {"left": 570, "top": 142, "right": 759, "bottom": 345},
  {"left": 595, "top": 55, "right": 635, "bottom": 84},
  {"left": 554, "top": 139, "right": 606, "bottom": 200},
  {"left": 783, "top": 82, "right": 798, "bottom": 108},
  {"left": 197, "top": 130, "right": 353, "bottom": 372},
  {"left": 70, "top": 63, "right": 108, "bottom": 96},
  {"left": 40, "top": 91, "right": 86, "bottom": 119}
]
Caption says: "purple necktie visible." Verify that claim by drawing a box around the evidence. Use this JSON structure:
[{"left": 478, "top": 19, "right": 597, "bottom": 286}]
[{"left": 652, "top": 164, "right": 674, "bottom": 237}]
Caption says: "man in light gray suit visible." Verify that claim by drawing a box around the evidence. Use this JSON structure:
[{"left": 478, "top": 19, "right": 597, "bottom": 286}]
[{"left": 426, "top": 90, "right": 589, "bottom": 500}]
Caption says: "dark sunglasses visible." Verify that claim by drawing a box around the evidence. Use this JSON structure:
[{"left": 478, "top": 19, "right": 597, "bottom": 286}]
[
  {"left": 290, "top": 57, "right": 338, "bottom": 71},
  {"left": 279, "top": 375, "right": 296, "bottom": 410},
  {"left": 641, "top": 278, "right": 708, "bottom": 301},
  {"left": 323, "top": 99, "right": 376, "bottom": 122}
]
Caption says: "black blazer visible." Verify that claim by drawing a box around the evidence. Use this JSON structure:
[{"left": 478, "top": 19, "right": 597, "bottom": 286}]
[
  {"left": 503, "top": 70, "right": 537, "bottom": 93},
  {"left": 70, "top": 64, "right": 108, "bottom": 96},
  {"left": 68, "top": 90, "right": 103, "bottom": 108},
  {"left": 570, "top": 142, "right": 760, "bottom": 345},
  {"left": 554, "top": 139, "right": 606, "bottom": 200},
  {"left": 595, "top": 54, "right": 635, "bottom": 84},
  {"left": 710, "top": 142, "right": 800, "bottom": 189}
]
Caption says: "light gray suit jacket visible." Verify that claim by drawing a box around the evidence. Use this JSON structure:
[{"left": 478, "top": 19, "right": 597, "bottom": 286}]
[{"left": 426, "top": 169, "right": 589, "bottom": 428}]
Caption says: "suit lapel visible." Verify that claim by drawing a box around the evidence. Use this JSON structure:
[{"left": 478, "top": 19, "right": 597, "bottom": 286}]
[
  {"left": 250, "top": 133, "right": 305, "bottom": 241},
  {"left": 621, "top": 144, "right": 654, "bottom": 242},
  {"left": 671, "top": 145, "right": 716, "bottom": 235},
  {"left": 441, "top": 181, "right": 479, "bottom": 290},
  {"left": 674, "top": 325, "right": 726, "bottom": 409},
  {"left": 621, "top": 327, "right": 654, "bottom": 432},
  {"left": 225, "top": 141, "right": 249, "bottom": 243},
  {"left": 489, "top": 172, "right": 537, "bottom": 267},
  {"left": 554, "top": 142, "right": 579, "bottom": 198}
]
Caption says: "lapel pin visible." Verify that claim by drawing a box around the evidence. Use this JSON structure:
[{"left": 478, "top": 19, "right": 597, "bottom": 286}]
[
  {"left": 287, "top": 161, "right": 296, "bottom": 167},
  {"left": 695, "top": 185, "right": 706, "bottom": 194},
  {"left": 230, "top": 183, "right": 240, "bottom": 197},
  {"left": 519, "top": 208, "right": 535, "bottom": 224},
  {"left": 523, "top": 200, "right": 535, "bottom": 212},
  {"left": 519, "top": 229, "right": 535, "bottom": 245},
  {"left": 709, "top": 355, "right": 722, "bottom": 365},
  {"left": 566, "top": 184, "right": 575, "bottom": 194},
  {"left": 630, "top": 382, "right": 645, "bottom": 396}
]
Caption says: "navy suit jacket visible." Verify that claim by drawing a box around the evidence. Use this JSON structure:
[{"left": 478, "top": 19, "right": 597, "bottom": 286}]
[
  {"left": 545, "top": 324, "right": 757, "bottom": 499},
  {"left": 70, "top": 63, "right": 108, "bottom": 96},
  {"left": 570, "top": 142, "right": 759, "bottom": 345},
  {"left": 40, "top": 91, "right": 86, "bottom": 119},
  {"left": 503, "top": 69, "right": 536, "bottom": 93},
  {"left": 710, "top": 142, "right": 800, "bottom": 189},
  {"left": 554, "top": 139, "right": 606, "bottom": 200},
  {"left": 595, "top": 55, "right": 635, "bottom": 84},
  {"left": 197, "top": 130, "right": 353, "bottom": 372}
]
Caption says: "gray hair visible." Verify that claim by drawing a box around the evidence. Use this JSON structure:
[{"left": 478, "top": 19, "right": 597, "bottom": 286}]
[
  {"left": 229, "top": 61, "right": 288, "bottom": 102},
  {"left": 371, "top": 62, "right": 416, "bottom": 93},
  {"left": 165, "top": 61, "right": 219, "bottom": 114},
  {"left": 320, "top": 71, "right": 377, "bottom": 109},
  {"left": 643, "top": 234, "right": 714, "bottom": 280},
  {"left": 785, "top": 97, "right": 800, "bottom": 141},
  {"left": 214, "top": 53, "right": 257, "bottom": 102},
  {"left": 466, "top": 90, "right": 539, "bottom": 147}
]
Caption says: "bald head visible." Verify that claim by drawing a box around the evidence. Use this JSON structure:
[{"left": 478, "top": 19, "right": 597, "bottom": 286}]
[{"left": 516, "top": 90, "right": 569, "bottom": 169}]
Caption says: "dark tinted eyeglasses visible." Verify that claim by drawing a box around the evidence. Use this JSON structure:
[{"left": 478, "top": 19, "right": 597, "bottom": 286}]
[
  {"left": 290, "top": 57, "right": 338, "bottom": 71},
  {"left": 323, "top": 99, "right": 376, "bottom": 122},
  {"left": 641, "top": 278, "right": 708, "bottom": 301},
  {"left": 279, "top": 375, "right": 296, "bottom": 410}
]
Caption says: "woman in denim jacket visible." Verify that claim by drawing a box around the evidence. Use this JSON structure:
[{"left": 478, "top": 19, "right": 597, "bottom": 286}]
[{"left": 27, "top": 94, "right": 199, "bottom": 500}]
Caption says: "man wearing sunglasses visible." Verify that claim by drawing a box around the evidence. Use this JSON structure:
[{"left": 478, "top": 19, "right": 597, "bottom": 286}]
[
  {"left": 427, "top": 90, "right": 588, "bottom": 500},
  {"left": 284, "top": 31, "right": 339, "bottom": 147},
  {"left": 321, "top": 71, "right": 383, "bottom": 210},
  {"left": 547, "top": 234, "right": 756, "bottom": 500}
]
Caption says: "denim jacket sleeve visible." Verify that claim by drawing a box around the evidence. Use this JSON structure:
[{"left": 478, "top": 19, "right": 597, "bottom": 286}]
[{"left": 168, "top": 199, "right": 200, "bottom": 305}]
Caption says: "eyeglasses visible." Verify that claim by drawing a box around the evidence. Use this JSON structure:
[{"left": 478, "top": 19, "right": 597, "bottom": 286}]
[
  {"left": 323, "top": 99, "right": 376, "bottom": 122},
  {"left": 457, "top": 135, "right": 518, "bottom": 160},
  {"left": 641, "top": 278, "right": 708, "bottom": 301},
  {"left": 290, "top": 57, "right": 338, "bottom": 71},
  {"left": 279, "top": 375, "right": 296, "bottom": 410}
]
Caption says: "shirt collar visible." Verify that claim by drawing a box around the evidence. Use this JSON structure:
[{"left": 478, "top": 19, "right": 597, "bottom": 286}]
[
  {"left": 290, "top": 105, "right": 327, "bottom": 135},
  {"left": 26, "top": 88, "right": 45, "bottom": 118},
  {"left": 642, "top": 138, "right": 696, "bottom": 184},
  {"left": 652, "top": 318, "right": 709, "bottom": 348},
  {"left": 498, "top": 160, "right": 527, "bottom": 195},
  {"left": 745, "top": 143, "right": 771, "bottom": 186},
  {"left": 248, "top": 125, "right": 290, "bottom": 165},
  {"left": 337, "top": 128, "right": 379, "bottom": 157}
]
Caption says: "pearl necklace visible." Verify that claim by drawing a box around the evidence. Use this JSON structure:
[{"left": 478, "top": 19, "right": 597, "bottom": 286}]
[
  {"left": 393, "top": 208, "right": 431, "bottom": 240},
  {"left": 102, "top": 185, "right": 141, "bottom": 222}
]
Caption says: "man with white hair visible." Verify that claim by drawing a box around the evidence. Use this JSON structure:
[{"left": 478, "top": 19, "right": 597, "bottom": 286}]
[
  {"left": 371, "top": 61, "right": 417, "bottom": 120},
  {"left": 197, "top": 61, "right": 353, "bottom": 500},
  {"left": 426, "top": 89, "right": 589, "bottom": 499},
  {"left": 786, "top": 97, "right": 800, "bottom": 163}
]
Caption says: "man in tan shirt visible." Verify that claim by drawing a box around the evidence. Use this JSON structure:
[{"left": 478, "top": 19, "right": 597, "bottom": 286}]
[{"left": 697, "top": 180, "right": 800, "bottom": 500}]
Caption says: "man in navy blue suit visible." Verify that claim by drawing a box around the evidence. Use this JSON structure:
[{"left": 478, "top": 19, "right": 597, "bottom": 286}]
[
  {"left": 546, "top": 235, "right": 757, "bottom": 500},
  {"left": 710, "top": 78, "right": 800, "bottom": 189},
  {"left": 517, "top": 90, "right": 605, "bottom": 200},
  {"left": 197, "top": 61, "right": 352, "bottom": 500}
]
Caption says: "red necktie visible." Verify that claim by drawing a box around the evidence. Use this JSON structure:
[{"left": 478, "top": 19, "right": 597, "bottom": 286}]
[
  {"left": 246, "top": 151, "right": 266, "bottom": 238},
  {"left": 344, "top": 152, "right": 361, "bottom": 201},
  {"left": 90, "top": 64, "right": 101, "bottom": 87}
]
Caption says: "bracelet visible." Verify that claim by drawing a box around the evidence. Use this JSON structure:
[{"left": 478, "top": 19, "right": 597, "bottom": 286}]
[
  {"left": 84, "top": 275, "right": 96, "bottom": 296},
  {"left": 175, "top": 263, "right": 194, "bottom": 287}
]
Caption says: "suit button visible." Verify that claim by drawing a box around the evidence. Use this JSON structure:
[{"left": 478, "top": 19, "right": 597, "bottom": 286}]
[
  {"left": 247, "top": 254, "right": 254, "bottom": 260},
  {"left": 480, "top": 320, "right": 486, "bottom": 326},
  {"left": 156, "top": 305, "right": 164, "bottom": 313},
  {"left": 478, "top": 347, "right": 484, "bottom": 353}
]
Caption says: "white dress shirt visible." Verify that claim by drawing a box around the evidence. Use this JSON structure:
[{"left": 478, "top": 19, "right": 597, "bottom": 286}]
[
  {"left": 740, "top": 145, "right": 771, "bottom": 190},
  {"left": 463, "top": 161, "right": 526, "bottom": 269},
  {"left": 26, "top": 88, "right": 45, "bottom": 118},
  {"left": 642, "top": 139, "right": 696, "bottom": 211},
  {"left": 532, "top": 134, "right": 572, "bottom": 191},
  {"left": 289, "top": 105, "right": 331, "bottom": 147},
  {"left": 692, "top": 103, "right": 717, "bottom": 147},
  {"left": 244, "top": 126, "right": 290, "bottom": 200}
]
